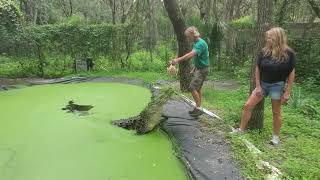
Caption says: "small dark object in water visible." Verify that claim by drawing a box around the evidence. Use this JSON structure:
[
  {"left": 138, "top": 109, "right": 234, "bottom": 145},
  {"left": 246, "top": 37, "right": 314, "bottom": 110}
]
[{"left": 62, "top": 100, "right": 93, "bottom": 113}]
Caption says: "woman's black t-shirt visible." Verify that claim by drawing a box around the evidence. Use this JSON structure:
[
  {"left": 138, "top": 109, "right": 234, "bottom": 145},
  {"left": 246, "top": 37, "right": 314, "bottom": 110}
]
[{"left": 257, "top": 50, "right": 296, "bottom": 83}]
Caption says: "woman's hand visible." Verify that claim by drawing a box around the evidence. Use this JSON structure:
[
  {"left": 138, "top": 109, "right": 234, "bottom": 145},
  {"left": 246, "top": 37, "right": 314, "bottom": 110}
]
[
  {"left": 282, "top": 69, "right": 295, "bottom": 105},
  {"left": 281, "top": 91, "right": 290, "bottom": 104},
  {"left": 254, "top": 86, "right": 263, "bottom": 98}
]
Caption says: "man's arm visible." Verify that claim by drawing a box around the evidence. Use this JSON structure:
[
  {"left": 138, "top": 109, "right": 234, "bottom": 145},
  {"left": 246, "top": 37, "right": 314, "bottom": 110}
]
[{"left": 171, "top": 50, "right": 197, "bottom": 65}]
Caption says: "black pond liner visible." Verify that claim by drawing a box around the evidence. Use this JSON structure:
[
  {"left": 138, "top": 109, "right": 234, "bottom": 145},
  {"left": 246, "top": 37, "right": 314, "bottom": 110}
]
[{"left": 0, "top": 77, "right": 243, "bottom": 180}]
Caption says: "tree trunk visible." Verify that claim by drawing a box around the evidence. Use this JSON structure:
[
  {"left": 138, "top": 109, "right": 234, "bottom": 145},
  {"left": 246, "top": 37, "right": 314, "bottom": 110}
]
[
  {"left": 308, "top": 0, "right": 320, "bottom": 18},
  {"left": 211, "top": 1, "right": 222, "bottom": 70},
  {"left": 196, "top": 0, "right": 211, "bottom": 21},
  {"left": 146, "top": 0, "right": 156, "bottom": 62},
  {"left": 248, "top": 0, "right": 273, "bottom": 130},
  {"left": 36, "top": 43, "right": 45, "bottom": 77},
  {"left": 209, "top": 23, "right": 223, "bottom": 70},
  {"left": 108, "top": 0, "right": 116, "bottom": 24},
  {"left": 224, "top": 0, "right": 236, "bottom": 20},
  {"left": 58, "top": 0, "right": 72, "bottom": 17},
  {"left": 235, "top": 0, "right": 243, "bottom": 18},
  {"left": 163, "top": 0, "right": 192, "bottom": 92},
  {"left": 69, "top": 0, "right": 73, "bottom": 16},
  {"left": 33, "top": 6, "right": 38, "bottom": 25},
  {"left": 120, "top": 0, "right": 126, "bottom": 23}
]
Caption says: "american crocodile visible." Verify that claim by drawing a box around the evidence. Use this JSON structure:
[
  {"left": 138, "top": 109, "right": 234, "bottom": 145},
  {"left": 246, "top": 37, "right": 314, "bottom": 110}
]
[{"left": 112, "top": 88, "right": 174, "bottom": 134}]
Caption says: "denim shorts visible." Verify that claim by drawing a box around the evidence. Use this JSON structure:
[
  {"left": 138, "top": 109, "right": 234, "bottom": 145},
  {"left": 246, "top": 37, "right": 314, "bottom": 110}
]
[{"left": 261, "top": 81, "right": 285, "bottom": 100}]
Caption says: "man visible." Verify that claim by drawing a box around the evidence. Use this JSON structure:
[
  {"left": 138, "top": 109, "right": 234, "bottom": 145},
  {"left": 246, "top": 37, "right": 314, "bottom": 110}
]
[{"left": 170, "top": 26, "right": 210, "bottom": 117}]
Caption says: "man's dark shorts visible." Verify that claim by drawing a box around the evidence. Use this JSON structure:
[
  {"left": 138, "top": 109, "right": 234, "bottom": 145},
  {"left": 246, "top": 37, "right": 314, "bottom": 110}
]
[{"left": 189, "top": 67, "right": 209, "bottom": 91}]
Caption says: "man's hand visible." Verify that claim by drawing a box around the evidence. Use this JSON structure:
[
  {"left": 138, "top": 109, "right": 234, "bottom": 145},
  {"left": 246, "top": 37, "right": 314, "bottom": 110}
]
[
  {"left": 281, "top": 91, "right": 290, "bottom": 104},
  {"left": 169, "top": 59, "right": 177, "bottom": 65},
  {"left": 254, "top": 86, "right": 263, "bottom": 98},
  {"left": 168, "top": 50, "right": 196, "bottom": 67}
]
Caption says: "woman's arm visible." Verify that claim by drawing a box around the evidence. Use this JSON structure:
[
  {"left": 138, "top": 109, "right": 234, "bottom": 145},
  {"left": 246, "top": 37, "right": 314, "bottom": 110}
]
[
  {"left": 282, "top": 68, "right": 295, "bottom": 104},
  {"left": 285, "top": 68, "right": 295, "bottom": 93}
]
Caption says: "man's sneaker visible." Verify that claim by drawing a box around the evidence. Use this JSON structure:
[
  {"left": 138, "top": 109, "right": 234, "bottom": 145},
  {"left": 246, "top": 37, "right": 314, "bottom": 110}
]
[
  {"left": 230, "top": 128, "right": 244, "bottom": 135},
  {"left": 270, "top": 134, "right": 281, "bottom": 146},
  {"left": 188, "top": 108, "right": 197, "bottom": 114},
  {"left": 190, "top": 108, "right": 204, "bottom": 117}
]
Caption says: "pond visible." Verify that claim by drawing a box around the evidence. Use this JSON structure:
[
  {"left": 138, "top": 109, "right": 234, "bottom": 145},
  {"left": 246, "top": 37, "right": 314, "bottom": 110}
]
[{"left": 0, "top": 82, "right": 187, "bottom": 180}]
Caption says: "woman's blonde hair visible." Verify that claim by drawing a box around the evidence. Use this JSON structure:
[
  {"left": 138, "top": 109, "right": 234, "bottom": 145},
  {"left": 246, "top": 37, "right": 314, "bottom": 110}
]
[
  {"left": 262, "top": 27, "right": 292, "bottom": 62},
  {"left": 185, "top": 26, "right": 200, "bottom": 38}
]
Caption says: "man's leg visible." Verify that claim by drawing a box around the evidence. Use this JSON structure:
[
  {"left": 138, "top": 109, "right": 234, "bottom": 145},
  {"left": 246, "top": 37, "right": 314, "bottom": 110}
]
[
  {"left": 190, "top": 81, "right": 205, "bottom": 116},
  {"left": 189, "top": 69, "right": 201, "bottom": 112},
  {"left": 191, "top": 89, "right": 201, "bottom": 108},
  {"left": 190, "top": 89, "right": 204, "bottom": 117},
  {"left": 189, "top": 68, "right": 207, "bottom": 116}
]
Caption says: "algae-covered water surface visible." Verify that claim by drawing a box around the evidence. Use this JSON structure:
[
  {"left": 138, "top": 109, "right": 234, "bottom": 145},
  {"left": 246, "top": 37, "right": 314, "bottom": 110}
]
[{"left": 0, "top": 82, "right": 187, "bottom": 180}]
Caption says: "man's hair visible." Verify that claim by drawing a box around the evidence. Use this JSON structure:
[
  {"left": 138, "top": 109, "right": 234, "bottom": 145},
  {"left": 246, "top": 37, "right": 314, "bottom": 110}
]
[{"left": 185, "top": 26, "right": 200, "bottom": 37}]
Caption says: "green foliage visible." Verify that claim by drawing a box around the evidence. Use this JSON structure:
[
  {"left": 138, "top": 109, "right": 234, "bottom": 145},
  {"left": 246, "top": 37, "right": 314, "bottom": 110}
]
[
  {"left": 0, "top": 55, "right": 73, "bottom": 78},
  {"left": 0, "top": 0, "right": 23, "bottom": 53},
  {"left": 229, "top": 16, "right": 254, "bottom": 30},
  {"left": 154, "top": 42, "right": 175, "bottom": 62},
  {"left": 0, "top": 0, "right": 22, "bottom": 31},
  {"left": 289, "top": 86, "right": 320, "bottom": 120},
  {"left": 0, "top": 40, "right": 176, "bottom": 78},
  {"left": 290, "top": 38, "right": 320, "bottom": 85},
  {"left": 67, "top": 13, "right": 86, "bottom": 25},
  {"left": 129, "top": 42, "right": 175, "bottom": 73},
  {"left": 233, "top": 57, "right": 251, "bottom": 83},
  {"left": 288, "top": 87, "right": 303, "bottom": 109},
  {"left": 0, "top": 23, "right": 138, "bottom": 77}
]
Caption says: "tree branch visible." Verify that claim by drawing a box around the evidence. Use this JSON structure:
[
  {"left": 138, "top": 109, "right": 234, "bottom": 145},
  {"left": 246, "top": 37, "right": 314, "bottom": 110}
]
[{"left": 308, "top": 0, "right": 320, "bottom": 18}]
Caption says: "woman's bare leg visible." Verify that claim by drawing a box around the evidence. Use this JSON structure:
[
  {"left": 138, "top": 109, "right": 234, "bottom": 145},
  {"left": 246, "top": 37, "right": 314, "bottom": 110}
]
[
  {"left": 239, "top": 91, "right": 264, "bottom": 130},
  {"left": 271, "top": 99, "right": 282, "bottom": 136}
]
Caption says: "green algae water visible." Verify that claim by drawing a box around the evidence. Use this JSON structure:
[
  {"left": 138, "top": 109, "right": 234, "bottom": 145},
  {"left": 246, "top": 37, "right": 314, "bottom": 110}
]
[{"left": 0, "top": 82, "right": 187, "bottom": 180}]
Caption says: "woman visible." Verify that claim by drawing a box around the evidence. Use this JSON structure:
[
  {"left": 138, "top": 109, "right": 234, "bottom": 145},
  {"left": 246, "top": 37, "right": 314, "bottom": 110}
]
[
  {"left": 170, "top": 26, "right": 210, "bottom": 117},
  {"left": 233, "top": 27, "right": 296, "bottom": 145}
]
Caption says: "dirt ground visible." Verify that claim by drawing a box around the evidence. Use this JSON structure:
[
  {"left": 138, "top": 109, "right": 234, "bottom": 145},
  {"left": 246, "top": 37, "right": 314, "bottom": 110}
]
[{"left": 0, "top": 78, "right": 44, "bottom": 86}]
